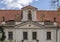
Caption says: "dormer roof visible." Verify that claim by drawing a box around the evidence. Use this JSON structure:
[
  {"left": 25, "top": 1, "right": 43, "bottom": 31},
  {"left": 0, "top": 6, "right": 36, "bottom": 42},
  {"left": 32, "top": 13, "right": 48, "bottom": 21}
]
[{"left": 21, "top": 5, "right": 37, "bottom": 10}]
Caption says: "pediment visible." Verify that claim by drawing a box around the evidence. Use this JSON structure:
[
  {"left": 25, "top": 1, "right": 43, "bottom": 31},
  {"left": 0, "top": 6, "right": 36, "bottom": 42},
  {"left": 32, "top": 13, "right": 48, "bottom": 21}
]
[
  {"left": 21, "top": 5, "right": 37, "bottom": 10},
  {"left": 15, "top": 21, "right": 44, "bottom": 29}
]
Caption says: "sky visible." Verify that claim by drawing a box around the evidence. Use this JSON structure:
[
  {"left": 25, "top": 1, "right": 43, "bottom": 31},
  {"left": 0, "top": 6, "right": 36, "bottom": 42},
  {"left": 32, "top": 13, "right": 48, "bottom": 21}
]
[{"left": 0, "top": 0, "right": 59, "bottom": 10}]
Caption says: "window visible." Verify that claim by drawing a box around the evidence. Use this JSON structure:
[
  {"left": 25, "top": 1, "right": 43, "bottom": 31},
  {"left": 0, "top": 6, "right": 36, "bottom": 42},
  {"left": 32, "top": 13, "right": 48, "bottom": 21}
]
[
  {"left": 28, "top": 10, "right": 32, "bottom": 20},
  {"left": 44, "top": 20, "right": 53, "bottom": 25},
  {"left": 23, "top": 32, "right": 28, "bottom": 40},
  {"left": 47, "top": 32, "right": 51, "bottom": 40},
  {"left": 32, "top": 32, "right": 37, "bottom": 40},
  {"left": 8, "top": 32, "right": 13, "bottom": 40},
  {"left": 6, "top": 20, "right": 15, "bottom": 25}
]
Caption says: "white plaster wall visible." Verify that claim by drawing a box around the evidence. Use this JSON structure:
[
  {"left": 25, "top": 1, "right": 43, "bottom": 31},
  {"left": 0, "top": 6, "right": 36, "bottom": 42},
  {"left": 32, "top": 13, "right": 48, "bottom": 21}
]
[
  {"left": 44, "top": 29, "right": 56, "bottom": 42},
  {"left": 21, "top": 9, "right": 37, "bottom": 21},
  {"left": 15, "top": 29, "right": 23, "bottom": 42},
  {"left": 15, "top": 22, "right": 22, "bottom": 25},
  {"left": 4, "top": 28, "right": 56, "bottom": 42},
  {"left": 4, "top": 28, "right": 16, "bottom": 42},
  {"left": 31, "top": 10, "right": 37, "bottom": 21},
  {"left": 22, "top": 10, "right": 28, "bottom": 21},
  {"left": 57, "top": 28, "right": 60, "bottom": 42}
]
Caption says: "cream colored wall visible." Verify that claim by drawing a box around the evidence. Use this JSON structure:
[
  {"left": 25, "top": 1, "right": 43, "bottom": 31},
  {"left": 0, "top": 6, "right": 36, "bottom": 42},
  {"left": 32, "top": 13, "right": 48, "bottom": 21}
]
[
  {"left": 31, "top": 10, "right": 37, "bottom": 21},
  {"left": 4, "top": 28, "right": 57, "bottom": 42},
  {"left": 21, "top": 9, "right": 37, "bottom": 21},
  {"left": 44, "top": 28, "right": 56, "bottom": 42},
  {"left": 4, "top": 28, "right": 16, "bottom": 42},
  {"left": 57, "top": 28, "right": 60, "bottom": 42},
  {"left": 22, "top": 10, "right": 28, "bottom": 21}
]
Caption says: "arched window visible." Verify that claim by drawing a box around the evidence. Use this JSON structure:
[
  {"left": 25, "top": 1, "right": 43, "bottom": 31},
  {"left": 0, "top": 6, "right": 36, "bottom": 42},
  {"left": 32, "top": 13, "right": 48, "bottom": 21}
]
[{"left": 28, "top": 10, "right": 32, "bottom": 21}]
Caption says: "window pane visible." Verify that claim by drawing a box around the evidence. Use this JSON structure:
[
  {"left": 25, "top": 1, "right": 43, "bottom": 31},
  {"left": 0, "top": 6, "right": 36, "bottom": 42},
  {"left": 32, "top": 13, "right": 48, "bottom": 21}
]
[
  {"left": 23, "top": 32, "right": 28, "bottom": 40},
  {"left": 8, "top": 32, "right": 13, "bottom": 40},
  {"left": 47, "top": 32, "right": 51, "bottom": 40},
  {"left": 32, "top": 32, "right": 37, "bottom": 40}
]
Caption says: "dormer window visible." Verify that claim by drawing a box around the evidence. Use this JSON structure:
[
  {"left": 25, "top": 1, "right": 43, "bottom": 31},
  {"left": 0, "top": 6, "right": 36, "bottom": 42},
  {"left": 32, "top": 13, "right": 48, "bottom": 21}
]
[
  {"left": 2, "top": 17, "right": 5, "bottom": 21},
  {"left": 21, "top": 5, "right": 37, "bottom": 21},
  {"left": 44, "top": 20, "right": 53, "bottom": 25},
  {"left": 6, "top": 20, "right": 15, "bottom": 25},
  {"left": 28, "top": 10, "right": 32, "bottom": 21}
]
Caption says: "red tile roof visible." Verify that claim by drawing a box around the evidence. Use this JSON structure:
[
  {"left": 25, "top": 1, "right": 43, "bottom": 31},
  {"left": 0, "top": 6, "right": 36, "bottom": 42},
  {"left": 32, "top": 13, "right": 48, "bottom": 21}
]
[
  {"left": 0, "top": 5, "right": 60, "bottom": 27},
  {"left": 36, "top": 10, "right": 60, "bottom": 26},
  {"left": 36, "top": 10, "right": 57, "bottom": 21},
  {"left": 0, "top": 10, "right": 21, "bottom": 22}
]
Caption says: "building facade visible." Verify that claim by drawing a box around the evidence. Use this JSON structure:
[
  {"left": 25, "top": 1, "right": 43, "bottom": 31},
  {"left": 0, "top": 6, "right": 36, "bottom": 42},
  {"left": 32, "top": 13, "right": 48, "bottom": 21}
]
[{"left": 0, "top": 5, "right": 60, "bottom": 42}]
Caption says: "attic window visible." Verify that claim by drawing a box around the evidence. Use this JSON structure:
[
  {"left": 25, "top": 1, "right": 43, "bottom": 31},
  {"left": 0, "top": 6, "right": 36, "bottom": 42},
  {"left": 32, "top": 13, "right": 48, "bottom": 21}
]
[
  {"left": 2, "top": 17, "right": 5, "bottom": 21},
  {"left": 6, "top": 20, "right": 15, "bottom": 25},
  {"left": 44, "top": 20, "right": 50, "bottom": 22},
  {"left": 44, "top": 20, "right": 53, "bottom": 25},
  {"left": 28, "top": 10, "right": 32, "bottom": 21},
  {"left": 9, "top": 20, "right": 15, "bottom": 22}
]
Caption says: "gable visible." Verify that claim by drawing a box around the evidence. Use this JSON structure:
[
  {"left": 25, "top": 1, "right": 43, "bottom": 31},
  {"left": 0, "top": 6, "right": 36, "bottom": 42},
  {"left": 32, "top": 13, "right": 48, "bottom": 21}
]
[
  {"left": 15, "top": 21, "right": 44, "bottom": 29},
  {"left": 21, "top": 5, "right": 37, "bottom": 10}
]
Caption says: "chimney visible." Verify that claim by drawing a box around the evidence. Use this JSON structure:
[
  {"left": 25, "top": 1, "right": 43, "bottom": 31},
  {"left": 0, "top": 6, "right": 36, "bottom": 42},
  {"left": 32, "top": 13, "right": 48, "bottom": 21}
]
[{"left": 1, "top": 17, "right": 5, "bottom": 25}]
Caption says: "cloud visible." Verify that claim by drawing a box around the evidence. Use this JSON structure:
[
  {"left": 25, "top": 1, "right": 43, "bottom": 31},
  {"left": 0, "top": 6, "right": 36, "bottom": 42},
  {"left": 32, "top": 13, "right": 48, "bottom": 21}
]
[{"left": 0, "top": 0, "right": 38, "bottom": 10}]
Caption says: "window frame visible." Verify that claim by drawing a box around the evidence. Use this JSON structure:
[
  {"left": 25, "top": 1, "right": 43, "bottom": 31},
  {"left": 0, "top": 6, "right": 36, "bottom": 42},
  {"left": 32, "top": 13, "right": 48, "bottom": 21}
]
[
  {"left": 8, "top": 31, "right": 13, "bottom": 40},
  {"left": 47, "top": 32, "right": 51, "bottom": 40},
  {"left": 32, "top": 32, "right": 37, "bottom": 40},
  {"left": 28, "top": 10, "right": 32, "bottom": 21},
  {"left": 23, "top": 32, "right": 28, "bottom": 40}
]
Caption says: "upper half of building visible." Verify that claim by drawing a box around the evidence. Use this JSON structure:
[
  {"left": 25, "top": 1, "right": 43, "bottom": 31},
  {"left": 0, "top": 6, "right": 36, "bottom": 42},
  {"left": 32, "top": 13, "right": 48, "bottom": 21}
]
[{"left": 0, "top": 5, "right": 60, "bottom": 27}]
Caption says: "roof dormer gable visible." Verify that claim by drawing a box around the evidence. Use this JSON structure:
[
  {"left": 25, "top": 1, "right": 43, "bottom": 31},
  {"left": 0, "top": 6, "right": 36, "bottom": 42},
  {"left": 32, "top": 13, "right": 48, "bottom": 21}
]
[{"left": 21, "top": 5, "right": 37, "bottom": 10}]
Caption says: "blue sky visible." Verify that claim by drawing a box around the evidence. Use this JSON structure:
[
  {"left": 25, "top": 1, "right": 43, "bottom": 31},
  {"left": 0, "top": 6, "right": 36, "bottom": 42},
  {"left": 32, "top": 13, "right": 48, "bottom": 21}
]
[{"left": 0, "top": 0, "right": 59, "bottom": 10}]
